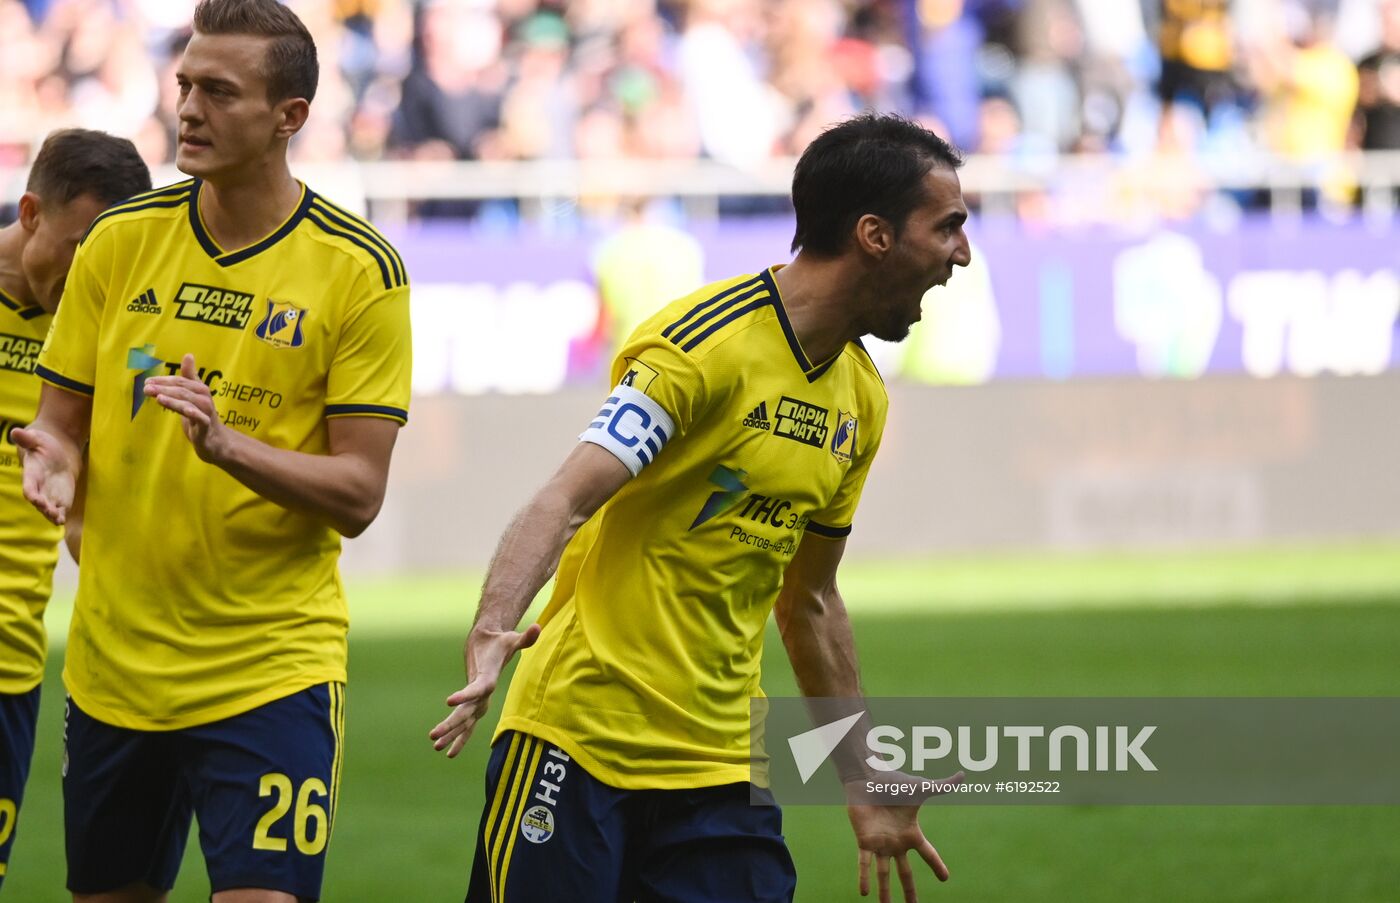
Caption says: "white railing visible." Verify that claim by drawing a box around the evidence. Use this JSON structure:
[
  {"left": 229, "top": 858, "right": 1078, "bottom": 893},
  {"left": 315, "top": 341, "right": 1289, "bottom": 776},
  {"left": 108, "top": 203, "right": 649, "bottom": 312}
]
[{"left": 5, "top": 151, "right": 1400, "bottom": 217}]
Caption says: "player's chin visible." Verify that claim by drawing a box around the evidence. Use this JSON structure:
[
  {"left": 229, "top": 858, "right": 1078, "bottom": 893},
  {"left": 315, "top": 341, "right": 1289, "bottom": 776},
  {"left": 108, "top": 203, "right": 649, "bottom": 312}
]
[{"left": 175, "top": 147, "right": 217, "bottom": 178}]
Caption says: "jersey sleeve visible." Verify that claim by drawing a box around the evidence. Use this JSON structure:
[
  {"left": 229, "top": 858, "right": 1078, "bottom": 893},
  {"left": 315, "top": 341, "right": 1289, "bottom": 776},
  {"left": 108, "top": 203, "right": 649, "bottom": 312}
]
[
  {"left": 805, "top": 395, "right": 887, "bottom": 539},
  {"left": 325, "top": 283, "right": 411, "bottom": 424},
  {"left": 35, "top": 233, "right": 109, "bottom": 395},
  {"left": 579, "top": 336, "right": 707, "bottom": 476}
]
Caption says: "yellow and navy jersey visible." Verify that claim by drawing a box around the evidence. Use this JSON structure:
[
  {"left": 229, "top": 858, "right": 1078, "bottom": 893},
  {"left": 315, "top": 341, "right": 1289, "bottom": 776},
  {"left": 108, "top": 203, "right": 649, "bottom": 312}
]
[
  {"left": 0, "top": 288, "right": 61, "bottom": 694},
  {"left": 498, "top": 266, "right": 887, "bottom": 790},
  {"left": 36, "top": 178, "right": 411, "bottom": 730}
]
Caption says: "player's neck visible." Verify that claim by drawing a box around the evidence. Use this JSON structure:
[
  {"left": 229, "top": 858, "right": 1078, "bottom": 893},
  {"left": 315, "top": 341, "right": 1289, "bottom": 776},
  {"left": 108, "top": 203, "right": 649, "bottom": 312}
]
[
  {"left": 197, "top": 165, "right": 302, "bottom": 253},
  {"left": 772, "top": 255, "right": 865, "bottom": 366},
  {"left": 0, "top": 222, "right": 35, "bottom": 307}
]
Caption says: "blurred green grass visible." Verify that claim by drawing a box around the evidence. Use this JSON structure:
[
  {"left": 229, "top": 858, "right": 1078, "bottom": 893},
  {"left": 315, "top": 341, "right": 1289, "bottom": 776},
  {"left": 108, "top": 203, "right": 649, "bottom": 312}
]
[{"left": 7, "top": 544, "right": 1400, "bottom": 901}]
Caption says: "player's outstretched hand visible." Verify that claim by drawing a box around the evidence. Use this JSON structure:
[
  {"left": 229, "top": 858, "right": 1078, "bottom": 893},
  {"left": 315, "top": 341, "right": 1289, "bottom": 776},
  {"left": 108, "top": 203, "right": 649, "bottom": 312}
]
[
  {"left": 846, "top": 770, "right": 964, "bottom": 903},
  {"left": 13, "top": 425, "right": 79, "bottom": 524},
  {"left": 144, "top": 353, "right": 230, "bottom": 463},
  {"left": 430, "top": 623, "right": 542, "bottom": 758}
]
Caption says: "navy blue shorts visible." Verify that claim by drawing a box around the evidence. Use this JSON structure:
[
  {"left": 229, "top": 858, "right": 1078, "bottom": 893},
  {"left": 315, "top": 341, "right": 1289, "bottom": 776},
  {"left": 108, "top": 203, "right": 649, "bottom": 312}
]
[
  {"left": 466, "top": 731, "right": 796, "bottom": 903},
  {"left": 0, "top": 686, "right": 41, "bottom": 891},
  {"left": 63, "top": 683, "right": 345, "bottom": 899}
]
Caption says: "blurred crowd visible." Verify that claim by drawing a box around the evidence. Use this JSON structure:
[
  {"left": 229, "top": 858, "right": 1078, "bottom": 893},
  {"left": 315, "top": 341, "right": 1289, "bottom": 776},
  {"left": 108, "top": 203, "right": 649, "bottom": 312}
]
[{"left": 3, "top": 0, "right": 1400, "bottom": 210}]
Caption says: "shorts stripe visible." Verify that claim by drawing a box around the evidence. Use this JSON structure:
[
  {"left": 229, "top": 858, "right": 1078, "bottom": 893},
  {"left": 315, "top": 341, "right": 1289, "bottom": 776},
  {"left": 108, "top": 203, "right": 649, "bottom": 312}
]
[
  {"left": 483, "top": 734, "right": 526, "bottom": 903},
  {"left": 328, "top": 684, "right": 345, "bottom": 833},
  {"left": 336, "top": 685, "right": 347, "bottom": 809},
  {"left": 496, "top": 737, "right": 544, "bottom": 902},
  {"left": 490, "top": 736, "right": 538, "bottom": 903}
]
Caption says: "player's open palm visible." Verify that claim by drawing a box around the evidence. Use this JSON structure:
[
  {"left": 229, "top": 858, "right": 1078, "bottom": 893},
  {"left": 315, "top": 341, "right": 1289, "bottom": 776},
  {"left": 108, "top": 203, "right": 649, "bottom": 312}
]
[
  {"left": 431, "top": 623, "right": 542, "bottom": 758},
  {"left": 144, "top": 353, "right": 227, "bottom": 462},
  {"left": 847, "top": 771, "right": 962, "bottom": 903},
  {"left": 13, "top": 425, "right": 79, "bottom": 524}
]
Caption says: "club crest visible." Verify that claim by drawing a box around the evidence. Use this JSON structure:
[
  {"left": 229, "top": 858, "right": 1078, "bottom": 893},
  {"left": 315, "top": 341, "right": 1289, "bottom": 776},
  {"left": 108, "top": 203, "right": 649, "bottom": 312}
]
[
  {"left": 255, "top": 300, "right": 306, "bottom": 349},
  {"left": 830, "top": 411, "right": 857, "bottom": 463}
]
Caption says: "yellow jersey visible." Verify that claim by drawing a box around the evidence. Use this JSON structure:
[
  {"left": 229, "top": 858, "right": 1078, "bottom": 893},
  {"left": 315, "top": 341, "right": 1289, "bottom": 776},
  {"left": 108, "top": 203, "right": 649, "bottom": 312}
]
[
  {"left": 0, "top": 288, "right": 61, "bottom": 694},
  {"left": 36, "top": 179, "right": 411, "bottom": 730},
  {"left": 498, "top": 267, "right": 887, "bottom": 789}
]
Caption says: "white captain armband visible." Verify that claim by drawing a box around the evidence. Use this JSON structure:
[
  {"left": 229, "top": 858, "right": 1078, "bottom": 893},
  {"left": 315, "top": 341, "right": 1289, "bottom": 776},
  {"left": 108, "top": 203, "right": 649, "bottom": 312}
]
[{"left": 579, "top": 383, "right": 677, "bottom": 476}]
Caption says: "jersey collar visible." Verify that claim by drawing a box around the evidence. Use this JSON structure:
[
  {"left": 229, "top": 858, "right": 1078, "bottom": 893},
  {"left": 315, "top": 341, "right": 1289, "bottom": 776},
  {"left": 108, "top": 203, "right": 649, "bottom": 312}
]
[
  {"left": 0, "top": 285, "right": 45, "bottom": 321},
  {"left": 761, "top": 266, "right": 844, "bottom": 383},
  {"left": 188, "top": 179, "right": 314, "bottom": 267}
]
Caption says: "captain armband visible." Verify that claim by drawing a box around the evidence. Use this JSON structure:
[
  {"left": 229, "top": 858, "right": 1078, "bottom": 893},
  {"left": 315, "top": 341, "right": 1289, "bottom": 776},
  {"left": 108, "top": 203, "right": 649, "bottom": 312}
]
[{"left": 579, "top": 383, "right": 677, "bottom": 476}]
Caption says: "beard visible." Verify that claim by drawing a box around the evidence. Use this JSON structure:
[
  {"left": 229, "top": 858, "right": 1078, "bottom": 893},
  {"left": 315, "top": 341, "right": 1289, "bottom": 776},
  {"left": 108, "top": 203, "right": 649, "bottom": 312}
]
[
  {"left": 867, "top": 314, "right": 913, "bottom": 343},
  {"left": 863, "top": 268, "right": 924, "bottom": 343}
]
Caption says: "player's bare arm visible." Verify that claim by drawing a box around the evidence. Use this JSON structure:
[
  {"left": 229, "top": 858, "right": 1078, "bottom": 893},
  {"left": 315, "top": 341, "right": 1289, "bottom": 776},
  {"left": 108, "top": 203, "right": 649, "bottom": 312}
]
[
  {"left": 776, "top": 536, "right": 957, "bottom": 903},
  {"left": 429, "top": 441, "right": 631, "bottom": 757},
  {"left": 143, "top": 353, "right": 398, "bottom": 537},
  {"left": 63, "top": 454, "right": 87, "bottom": 562},
  {"left": 13, "top": 383, "right": 92, "bottom": 525}
]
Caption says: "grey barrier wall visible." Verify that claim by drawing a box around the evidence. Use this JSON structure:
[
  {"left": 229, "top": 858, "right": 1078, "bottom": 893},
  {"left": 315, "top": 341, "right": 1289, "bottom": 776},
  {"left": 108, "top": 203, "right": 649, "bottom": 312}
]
[{"left": 341, "top": 372, "right": 1400, "bottom": 573}]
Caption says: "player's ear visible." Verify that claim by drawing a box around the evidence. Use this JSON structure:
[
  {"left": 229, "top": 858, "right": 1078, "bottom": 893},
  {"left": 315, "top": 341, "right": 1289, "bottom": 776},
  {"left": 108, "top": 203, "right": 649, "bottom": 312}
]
[
  {"left": 854, "top": 213, "right": 893, "bottom": 259},
  {"left": 17, "top": 192, "right": 41, "bottom": 233},
  {"left": 274, "top": 97, "right": 311, "bottom": 140}
]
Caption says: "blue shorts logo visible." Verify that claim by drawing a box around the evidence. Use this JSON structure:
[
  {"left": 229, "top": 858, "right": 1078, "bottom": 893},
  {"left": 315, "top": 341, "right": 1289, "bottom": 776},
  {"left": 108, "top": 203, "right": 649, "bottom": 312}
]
[{"left": 519, "top": 804, "right": 554, "bottom": 844}]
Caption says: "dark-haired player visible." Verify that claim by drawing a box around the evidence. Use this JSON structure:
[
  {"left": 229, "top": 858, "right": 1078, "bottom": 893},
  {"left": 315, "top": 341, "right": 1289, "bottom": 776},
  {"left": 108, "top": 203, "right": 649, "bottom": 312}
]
[
  {"left": 0, "top": 127, "right": 150, "bottom": 895},
  {"left": 432, "top": 113, "right": 971, "bottom": 903}
]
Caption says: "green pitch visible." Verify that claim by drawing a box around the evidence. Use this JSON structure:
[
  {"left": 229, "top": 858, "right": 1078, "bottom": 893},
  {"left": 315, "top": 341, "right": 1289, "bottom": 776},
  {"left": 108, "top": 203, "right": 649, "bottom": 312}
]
[{"left": 7, "top": 544, "right": 1400, "bottom": 901}]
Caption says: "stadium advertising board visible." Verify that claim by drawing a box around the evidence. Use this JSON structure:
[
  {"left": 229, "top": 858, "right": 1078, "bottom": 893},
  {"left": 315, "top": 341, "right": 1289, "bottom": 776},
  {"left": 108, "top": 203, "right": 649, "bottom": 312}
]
[{"left": 394, "top": 217, "right": 1400, "bottom": 394}]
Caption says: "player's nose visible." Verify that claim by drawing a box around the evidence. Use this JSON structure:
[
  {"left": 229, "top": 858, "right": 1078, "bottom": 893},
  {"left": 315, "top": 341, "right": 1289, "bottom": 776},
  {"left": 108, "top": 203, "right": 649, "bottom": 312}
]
[
  {"left": 179, "top": 92, "right": 204, "bottom": 123},
  {"left": 952, "top": 231, "right": 972, "bottom": 268}
]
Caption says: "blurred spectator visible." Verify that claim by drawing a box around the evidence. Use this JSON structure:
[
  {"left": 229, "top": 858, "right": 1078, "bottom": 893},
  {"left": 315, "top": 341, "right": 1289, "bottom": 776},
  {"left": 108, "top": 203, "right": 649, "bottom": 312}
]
[
  {"left": 1237, "top": 0, "right": 1355, "bottom": 205},
  {"left": 676, "top": 0, "right": 780, "bottom": 168},
  {"left": 1357, "top": 0, "right": 1400, "bottom": 149},
  {"left": 388, "top": 0, "right": 506, "bottom": 161},
  {"left": 1072, "top": 0, "right": 1150, "bottom": 150},
  {"left": 1155, "top": 0, "right": 1246, "bottom": 151},
  {"left": 909, "top": 0, "right": 1015, "bottom": 151},
  {"left": 591, "top": 197, "right": 704, "bottom": 352},
  {"left": 0, "top": 0, "right": 58, "bottom": 165},
  {"left": 1250, "top": 0, "right": 1358, "bottom": 200},
  {"left": 1011, "top": 0, "right": 1083, "bottom": 152},
  {"left": 498, "top": 12, "right": 577, "bottom": 159}
]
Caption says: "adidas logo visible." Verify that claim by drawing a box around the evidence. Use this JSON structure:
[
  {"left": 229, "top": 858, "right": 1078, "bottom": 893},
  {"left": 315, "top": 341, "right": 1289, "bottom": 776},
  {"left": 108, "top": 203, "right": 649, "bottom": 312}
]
[
  {"left": 127, "top": 288, "right": 160, "bottom": 315},
  {"left": 742, "top": 401, "right": 772, "bottom": 431}
]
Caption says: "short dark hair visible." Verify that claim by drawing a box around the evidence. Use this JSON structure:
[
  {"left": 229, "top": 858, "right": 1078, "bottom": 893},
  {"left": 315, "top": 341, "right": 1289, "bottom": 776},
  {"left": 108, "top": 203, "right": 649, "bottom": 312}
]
[
  {"left": 192, "top": 0, "right": 319, "bottom": 104},
  {"left": 790, "top": 113, "right": 964, "bottom": 257},
  {"left": 26, "top": 129, "right": 152, "bottom": 208}
]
